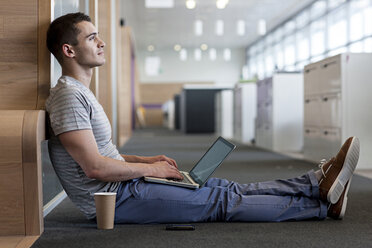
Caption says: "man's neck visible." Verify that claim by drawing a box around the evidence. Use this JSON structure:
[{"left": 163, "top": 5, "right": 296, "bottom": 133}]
[{"left": 62, "top": 66, "right": 93, "bottom": 88}]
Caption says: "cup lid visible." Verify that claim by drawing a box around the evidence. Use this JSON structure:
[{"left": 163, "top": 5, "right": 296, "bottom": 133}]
[{"left": 94, "top": 192, "right": 117, "bottom": 196}]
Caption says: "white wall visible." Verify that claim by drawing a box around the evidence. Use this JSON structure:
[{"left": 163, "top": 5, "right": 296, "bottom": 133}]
[{"left": 137, "top": 48, "right": 245, "bottom": 86}]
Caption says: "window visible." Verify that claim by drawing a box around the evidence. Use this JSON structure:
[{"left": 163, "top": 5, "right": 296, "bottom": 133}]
[
  {"left": 296, "top": 10, "right": 310, "bottom": 29},
  {"left": 310, "top": 0, "right": 327, "bottom": 20},
  {"left": 364, "top": 38, "right": 372, "bottom": 52},
  {"left": 349, "top": 41, "right": 364, "bottom": 52},
  {"left": 274, "top": 42, "right": 284, "bottom": 70},
  {"left": 311, "top": 18, "right": 326, "bottom": 56},
  {"left": 284, "top": 35, "right": 295, "bottom": 67},
  {"left": 284, "top": 21, "right": 296, "bottom": 36},
  {"left": 274, "top": 28, "right": 283, "bottom": 43},
  {"left": 328, "top": 6, "right": 347, "bottom": 50},
  {"left": 257, "top": 54, "right": 265, "bottom": 79},
  {"left": 296, "top": 28, "right": 309, "bottom": 61},
  {"left": 328, "top": 46, "right": 347, "bottom": 56},
  {"left": 265, "top": 48, "right": 274, "bottom": 77},
  {"left": 246, "top": 0, "right": 372, "bottom": 78},
  {"left": 364, "top": 5, "right": 372, "bottom": 36},
  {"left": 328, "top": 0, "right": 347, "bottom": 9}
]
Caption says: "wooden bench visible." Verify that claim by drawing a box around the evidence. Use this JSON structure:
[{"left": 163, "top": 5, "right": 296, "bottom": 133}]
[{"left": 0, "top": 110, "right": 45, "bottom": 247}]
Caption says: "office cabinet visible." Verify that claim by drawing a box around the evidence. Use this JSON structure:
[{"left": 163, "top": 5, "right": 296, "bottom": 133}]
[
  {"left": 215, "top": 90, "right": 234, "bottom": 139},
  {"left": 255, "top": 73, "right": 304, "bottom": 152},
  {"left": 233, "top": 83, "right": 257, "bottom": 144},
  {"left": 303, "top": 53, "right": 372, "bottom": 169},
  {"left": 180, "top": 86, "right": 230, "bottom": 133}
]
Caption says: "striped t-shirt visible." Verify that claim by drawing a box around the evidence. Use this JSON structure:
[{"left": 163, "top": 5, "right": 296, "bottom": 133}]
[{"left": 46, "top": 75, "right": 123, "bottom": 219}]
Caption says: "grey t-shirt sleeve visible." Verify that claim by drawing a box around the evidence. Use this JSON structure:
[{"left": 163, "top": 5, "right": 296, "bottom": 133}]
[{"left": 49, "top": 87, "right": 92, "bottom": 136}]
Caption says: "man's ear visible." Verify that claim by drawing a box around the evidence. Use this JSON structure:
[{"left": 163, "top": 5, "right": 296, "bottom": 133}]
[{"left": 62, "top": 44, "right": 75, "bottom": 58}]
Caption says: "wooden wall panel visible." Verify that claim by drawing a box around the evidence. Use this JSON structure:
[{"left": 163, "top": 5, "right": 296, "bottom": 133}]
[
  {"left": 97, "top": 0, "right": 113, "bottom": 125},
  {"left": 22, "top": 110, "right": 45, "bottom": 235},
  {"left": 37, "top": 0, "right": 52, "bottom": 109},
  {"left": 117, "top": 26, "right": 133, "bottom": 146},
  {"left": 140, "top": 82, "right": 213, "bottom": 104},
  {"left": 0, "top": 111, "right": 26, "bottom": 235},
  {"left": 0, "top": 0, "right": 38, "bottom": 110},
  {"left": 0, "top": 110, "right": 44, "bottom": 236},
  {"left": 0, "top": 0, "right": 51, "bottom": 110},
  {"left": 89, "top": 0, "right": 99, "bottom": 98}
]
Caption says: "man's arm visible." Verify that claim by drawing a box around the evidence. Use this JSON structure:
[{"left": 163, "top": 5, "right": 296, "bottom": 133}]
[
  {"left": 58, "top": 129, "right": 183, "bottom": 182},
  {"left": 121, "top": 154, "right": 178, "bottom": 168}
]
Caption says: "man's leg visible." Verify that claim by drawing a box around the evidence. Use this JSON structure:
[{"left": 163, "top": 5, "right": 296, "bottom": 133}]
[
  {"left": 204, "top": 170, "right": 319, "bottom": 199},
  {"left": 114, "top": 178, "right": 327, "bottom": 224}
]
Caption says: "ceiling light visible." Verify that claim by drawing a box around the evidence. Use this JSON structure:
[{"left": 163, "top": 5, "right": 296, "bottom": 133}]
[
  {"left": 186, "top": 0, "right": 196, "bottom": 9},
  {"left": 209, "top": 48, "right": 217, "bottom": 61},
  {"left": 194, "top": 49, "right": 202, "bottom": 61},
  {"left": 194, "top": 20, "right": 203, "bottom": 36},
  {"left": 216, "top": 0, "right": 228, "bottom": 9},
  {"left": 237, "top": 20, "right": 245, "bottom": 36},
  {"left": 180, "top": 49, "right": 187, "bottom": 61},
  {"left": 223, "top": 48, "right": 231, "bottom": 61},
  {"left": 147, "top": 45, "right": 155, "bottom": 52},
  {"left": 200, "top": 44, "right": 208, "bottom": 51},
  {"left": 145, "top": 0, "right": 174, "bottom": 8},
  {"left": 257, "top": 19, "right": 267, "bottom": 36},
  {"left": 174, "top": 44, "right": 182, "bottom": 51},
  {"left": 216, "top": 20, "right": 224, "bottom": 36}
]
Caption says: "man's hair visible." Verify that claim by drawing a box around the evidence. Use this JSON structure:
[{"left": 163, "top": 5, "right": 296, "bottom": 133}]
[{"left": 47, "top": 12, "right": 91, "bottom": 63}]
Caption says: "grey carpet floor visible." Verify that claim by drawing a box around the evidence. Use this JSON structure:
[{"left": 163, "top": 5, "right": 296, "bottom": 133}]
[{"left": 32, "top": 128, "right": 372, "bottom": 248}]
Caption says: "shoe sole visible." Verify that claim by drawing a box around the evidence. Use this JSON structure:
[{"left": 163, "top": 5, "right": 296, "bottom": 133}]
[
  {"left": 327, "top": 137, "right": 360, "bottom": 204},
  {"left": 337, "top": 177, "right": 352, "bottom": 220}
]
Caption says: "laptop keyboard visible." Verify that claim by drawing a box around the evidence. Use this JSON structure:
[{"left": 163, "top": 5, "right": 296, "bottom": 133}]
[{"left": 168, "top": 172, "right": 192, "bottom": 184}]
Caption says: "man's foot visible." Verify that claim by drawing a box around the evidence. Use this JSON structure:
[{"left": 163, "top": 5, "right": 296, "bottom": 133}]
[
  {"left": 318, "top": 137, "right": 360, "bottom": 204},
  {"left": 328, "top": 179, "right": 351, "bottom": 219}
]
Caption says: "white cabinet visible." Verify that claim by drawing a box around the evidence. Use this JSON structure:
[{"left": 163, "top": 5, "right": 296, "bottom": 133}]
[
  {"left": 255, "top": 73, "right": 304, "bottom": 152},
  {"left": 233, "top": 83, "right": 257, "bottom": 144},
  {"left": 303, "top": 53, "right": 372, "bottom": 169},
  {"left": 215, "top": 90, "right": 234, "bottom": 139}
]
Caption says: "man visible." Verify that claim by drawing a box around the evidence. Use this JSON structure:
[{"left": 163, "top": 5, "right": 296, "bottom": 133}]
[{"left": 46, "top": 12, "right": 360, "bottom": 224}]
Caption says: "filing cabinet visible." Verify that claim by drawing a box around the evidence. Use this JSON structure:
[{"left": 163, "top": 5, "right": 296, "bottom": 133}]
[
  {"left": 233, "top": 83, "right": 257, "bottom": 144},
  {"left": 303, "top": 53, "right": 372, "bottom": 169},
  {"left": 255, "top": 73, "right": 304, "bottom": 152}
]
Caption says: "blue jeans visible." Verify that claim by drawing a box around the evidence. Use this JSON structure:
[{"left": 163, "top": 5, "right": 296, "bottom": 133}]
[{"left": 114, "top": 170, "right": 328, "bottom": 224}]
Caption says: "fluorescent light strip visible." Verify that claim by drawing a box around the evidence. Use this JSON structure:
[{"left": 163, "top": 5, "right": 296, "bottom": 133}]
[
  {"left": 194, "top": 48, "right": 202, "bottom": 61},
  {"left": 258, "top": 19, "right": 266, "bottom": 35},
  {"left": 237, "top": 20, "right": 245, "bottom": 36},
  {"left": 223, "top": 48, "right": 231, "bottom": 61},
  {"left": 145, "top": 0, "right": 174, "bottom": 8},
  {"left": 180, "top": 49, "right": 187, "bottom": 61},
  {"left": 216, "top": 20, "right": 224, "bottom": 36},
  {"left": 194, "top": 20, "right": 203, "bottom": 36},
  {"left": 209, "top": 48, "right": 217, "bottom": 61}
]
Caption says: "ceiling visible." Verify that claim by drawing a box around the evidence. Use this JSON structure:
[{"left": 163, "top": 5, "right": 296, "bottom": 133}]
[{"left": 120, "top": 0, "right": 315, "bottom": 51}]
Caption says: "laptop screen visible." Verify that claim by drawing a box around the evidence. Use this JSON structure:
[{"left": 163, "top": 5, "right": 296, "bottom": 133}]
[{"left": 189, "top": 137, "right": 235, "bottom": 185}]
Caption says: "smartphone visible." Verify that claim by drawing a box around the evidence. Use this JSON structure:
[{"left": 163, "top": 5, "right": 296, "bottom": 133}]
[{"left": 165, "top": 224, "right": 195, "bottom": 231}]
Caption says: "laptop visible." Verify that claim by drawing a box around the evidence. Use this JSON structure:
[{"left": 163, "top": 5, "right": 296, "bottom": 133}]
[{"left": 144, "top": 136, "right": 236, "bottom": 189}]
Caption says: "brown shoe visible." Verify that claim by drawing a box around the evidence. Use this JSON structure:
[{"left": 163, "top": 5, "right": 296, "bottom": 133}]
[
  {"left": 328, "top": 179, "right": 351, "bottom": 219},
  {"left": 318, "top": 137, "right": 359, "bottom": 204}
]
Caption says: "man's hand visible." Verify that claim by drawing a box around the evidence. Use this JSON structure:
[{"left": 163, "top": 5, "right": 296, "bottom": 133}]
[
  {"left": 146, "top": 155, "right": 178, "bottom": 169},
  {"left": 149, "top": 161, "right": 183, "bottom": 180}
]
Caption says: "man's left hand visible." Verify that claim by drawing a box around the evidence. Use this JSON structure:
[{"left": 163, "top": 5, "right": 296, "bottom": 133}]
[{"left": 146, "top": 155, "right": 178, "bottom": 169}]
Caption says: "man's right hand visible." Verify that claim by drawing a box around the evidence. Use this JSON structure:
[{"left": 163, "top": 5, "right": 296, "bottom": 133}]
[{"left": 149, "top": 161, "right": 183, "bottom": 180}]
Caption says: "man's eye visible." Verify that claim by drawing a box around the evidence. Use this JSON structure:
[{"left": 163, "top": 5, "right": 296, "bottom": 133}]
[{"left": 89, "top": 36, "right": 95, "bottom": 41}]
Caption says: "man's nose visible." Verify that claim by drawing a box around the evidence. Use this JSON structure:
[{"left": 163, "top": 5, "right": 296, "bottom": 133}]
[{"left": 98, "top": 37, "right": 105, "bottom": 48}]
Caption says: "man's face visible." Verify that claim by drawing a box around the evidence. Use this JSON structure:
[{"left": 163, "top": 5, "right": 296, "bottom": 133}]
[{"left": 72, "top": 21, "right": 105, "bottom": 68}]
